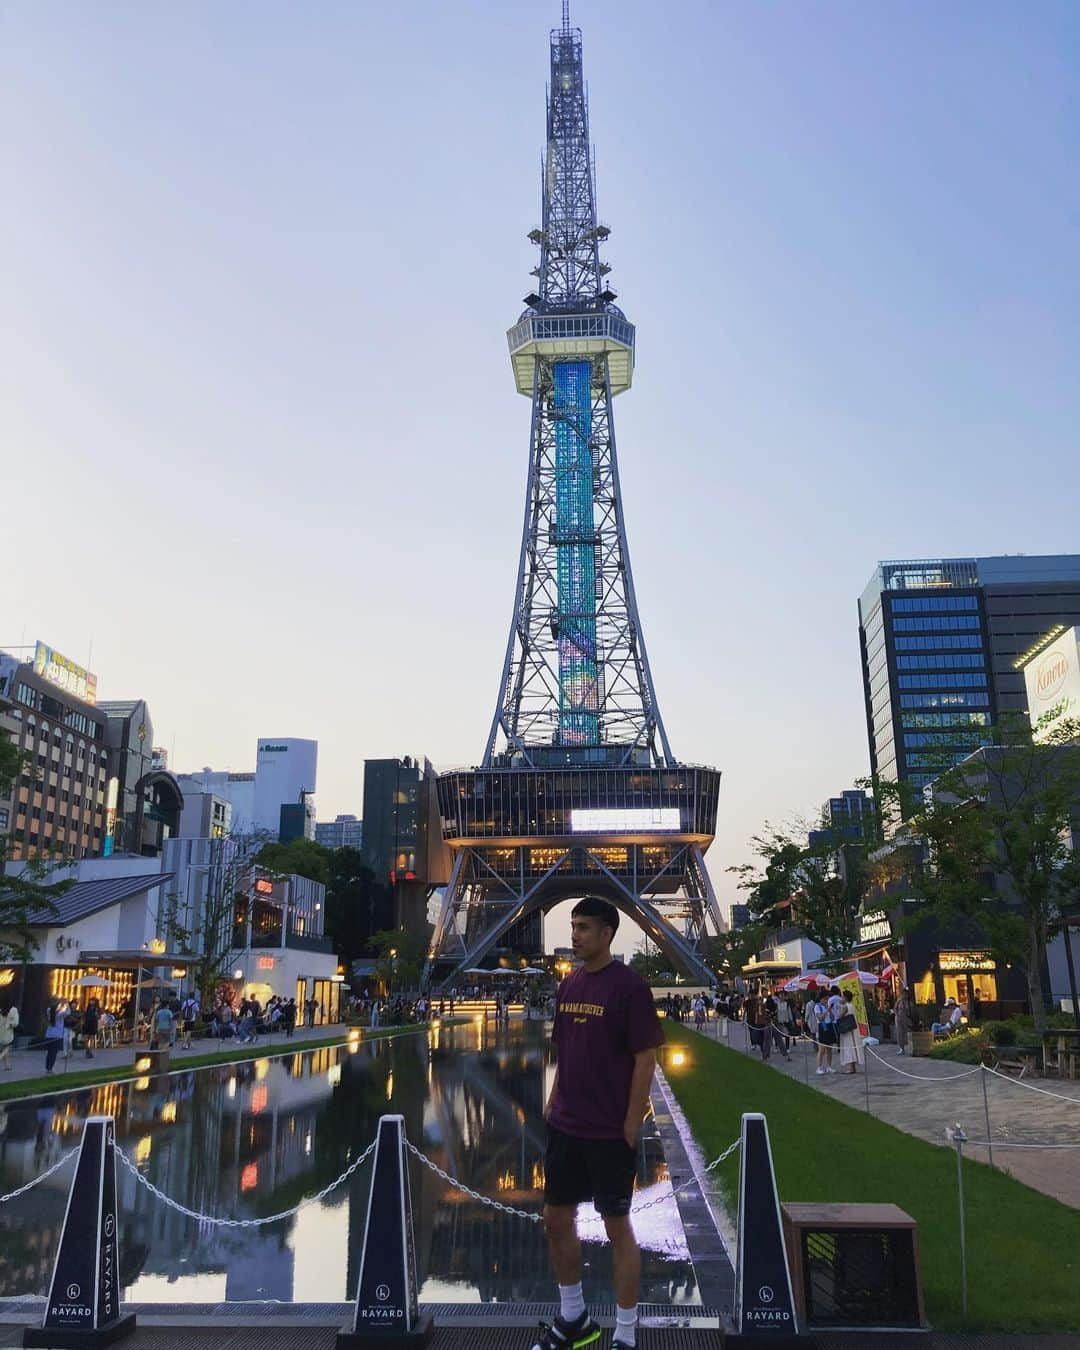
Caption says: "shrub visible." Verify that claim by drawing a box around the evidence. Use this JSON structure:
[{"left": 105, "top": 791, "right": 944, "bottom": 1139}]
[{"left": 987, "top": 1022, "right": 1017, "bottom": 1046}]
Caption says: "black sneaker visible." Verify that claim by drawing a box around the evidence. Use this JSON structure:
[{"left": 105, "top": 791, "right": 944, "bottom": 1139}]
[{"left": 531, "top": 1312, "right": 602, "bottom": 1350}]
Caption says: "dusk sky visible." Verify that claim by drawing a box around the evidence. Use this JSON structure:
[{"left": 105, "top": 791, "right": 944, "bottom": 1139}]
[{"left": 3, "top": 2, "right": 1077, "bottom": 952}]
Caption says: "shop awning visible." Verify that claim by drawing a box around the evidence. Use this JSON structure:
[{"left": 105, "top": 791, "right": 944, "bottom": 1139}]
[{"left": 742, "top": 960, "right": 801, "bottom": 974}]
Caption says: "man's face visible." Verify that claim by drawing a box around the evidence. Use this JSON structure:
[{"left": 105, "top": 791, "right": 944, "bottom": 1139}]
[{"left": 570, "top": 913, "right": 612, "bottom": 963}]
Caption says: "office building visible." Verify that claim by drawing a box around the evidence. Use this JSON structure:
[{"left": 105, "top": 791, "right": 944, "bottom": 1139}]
[
  {"left": 179, "top": 791, "right": 232, "bottom": 840},
  {"left": 0, "top": 645, "right": 111, "bottom": 859},
  {"left": 362, "top": 756, "right": 449, "bottom": 942},
  {"left": 859, "top": 556, "right": 1080, "bottom": 798},
  {"left": 253, "top": 738, "right": 317, "bottom": 839},
  {"left": 99, "top": 699, "right": 183, "bottom": 856},
  {"left": 810, "top": 789, "right": 876, "bottom": 845},
  {"left": 175, "top": 769, "right": 256, "bottom": 834},
  {"left": 315, "top": 814, "right": 363, "bottom": 850},
  {"left": 179, "top": 738, "right": 318, "bottom": 842}
]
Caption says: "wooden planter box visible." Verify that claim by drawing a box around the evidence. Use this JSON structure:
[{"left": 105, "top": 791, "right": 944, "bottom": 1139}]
[{"left": 910, "top": 1030, "right": 934, "bottom": 1057}]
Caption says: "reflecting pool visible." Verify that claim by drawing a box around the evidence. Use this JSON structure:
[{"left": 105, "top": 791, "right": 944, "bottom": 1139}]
[{"left": 0, "top": 1020, "right": 699, "bottom": 1307}]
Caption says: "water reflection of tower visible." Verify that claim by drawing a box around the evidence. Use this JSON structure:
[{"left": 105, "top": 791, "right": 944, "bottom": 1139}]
[{"left": 420, "top": 1021, "right": 553, "bottom": 1301}]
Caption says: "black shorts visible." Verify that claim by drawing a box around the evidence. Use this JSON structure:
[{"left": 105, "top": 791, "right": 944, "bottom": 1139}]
[{"left": 544, "top": 1126, "right": 636, "bottom": 1218}]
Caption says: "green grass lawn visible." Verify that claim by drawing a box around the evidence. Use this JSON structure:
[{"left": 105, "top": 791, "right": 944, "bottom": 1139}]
[
  {"left": 661, "top": 1022, "right": 1080, "bottom": 1332},
  {"left": 0, "top": 1020, "right": 467, "bottom": 1104}
]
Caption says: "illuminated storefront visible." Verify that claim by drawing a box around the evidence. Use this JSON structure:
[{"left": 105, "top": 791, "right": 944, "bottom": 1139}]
[{"left": 848, "top": 901, "right": 1029, "bottom": 1017}]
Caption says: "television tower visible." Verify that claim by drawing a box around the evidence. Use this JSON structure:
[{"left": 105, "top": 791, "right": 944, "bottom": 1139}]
[{"left": 426, "top": 7, "right": 724, "bottom": 985}]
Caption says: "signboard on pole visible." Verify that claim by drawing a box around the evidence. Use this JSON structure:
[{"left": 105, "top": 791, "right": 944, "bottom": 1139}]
[
  {"left": 25, "top": 1116, "right": 134, "bottom": 1348},
  {"left": 729, "top": 1112, "right": 807, "bottom": 1348},
  {"left": 339, "top": 1115, "right": 432, "bottom": 1348},
  {"left": 835, "top": 972, "right": 870, "bottom": 1038}
]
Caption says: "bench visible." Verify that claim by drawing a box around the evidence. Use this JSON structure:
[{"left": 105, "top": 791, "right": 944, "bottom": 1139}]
[{"left": 992, "top": 1050, "right": 1037, "bottom": 1079}]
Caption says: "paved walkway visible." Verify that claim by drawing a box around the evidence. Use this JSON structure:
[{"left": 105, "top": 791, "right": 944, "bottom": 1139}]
[
  {"left": 0, "top": 1024, "right": 354, "bottom": 1094},
  {"left": 697, "top": 1019, "right": 1080, "bottom": 1208}
]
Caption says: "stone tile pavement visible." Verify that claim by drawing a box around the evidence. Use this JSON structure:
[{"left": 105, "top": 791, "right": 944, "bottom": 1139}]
[{"left": 695, "top": 1018, "right": 1080, "bottom": 1208}]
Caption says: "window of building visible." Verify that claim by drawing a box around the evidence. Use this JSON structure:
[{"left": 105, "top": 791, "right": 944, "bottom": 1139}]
[
  {"left": 896, "top": 653, "right": 985, "bottom": 670},
  {"left": 890, "top": 595, "right": 980, "bottom": 613},
  {"left": 0, "top": 808, "right": 7, "bottom": 831},
  {"left": 892, "top": 615, "right": 982, "bottom": 633},
  {"left": 898, "top": 673, "right": 988, "bottom": 690},
  {"left": 900, "top": 711, "right": 991, "bottom": 729},
  {"left": 894, "top": 635, "right": 983, "bottom": 652},
  {"left": 899, "top": 692, "right": 990, "bottom": 709}
]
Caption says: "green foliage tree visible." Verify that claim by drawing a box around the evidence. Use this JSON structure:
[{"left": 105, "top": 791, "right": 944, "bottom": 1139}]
[
  {"left": 367, "top": 928, "right": 423, "bottom": 994},
  {"left": 729, "top": 824, "right": 877, "bottom": 965},
  {"left": 629, "top": 939, "right": 675, "bottom": 984},
  {"left": 255, "top": 837, "right": 331, "bottom": 887},
  {"left": 323, "top": 846, "right": 378, "bottom": 969},
  {"left": 885, "top": 713, "right": 1080, "bottom": 1035}
]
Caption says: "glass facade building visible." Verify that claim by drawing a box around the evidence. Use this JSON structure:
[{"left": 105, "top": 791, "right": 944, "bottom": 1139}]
[{"left": 859, "top": 555, "right": 1080, "bottom": 800}]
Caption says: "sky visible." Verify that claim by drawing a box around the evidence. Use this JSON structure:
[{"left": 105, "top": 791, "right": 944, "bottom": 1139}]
[{"left": 3, "top": 1, "right": 1078, "bottom": 958}]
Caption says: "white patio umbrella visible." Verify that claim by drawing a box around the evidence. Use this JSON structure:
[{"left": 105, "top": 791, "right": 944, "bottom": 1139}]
[
  {"left": 519, "top": 967, "right": 544, "bottom": 976},
  {"left": 73, "top": 975, "right": 113, "bottom": 988},
  {"left": 830, "top": 970, "right": 881, "bottom": 987}
]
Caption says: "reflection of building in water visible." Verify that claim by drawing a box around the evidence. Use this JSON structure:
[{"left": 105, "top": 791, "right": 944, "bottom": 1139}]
[{"left": 0, "top": 1022, "right": 696, "bottom": 1307}]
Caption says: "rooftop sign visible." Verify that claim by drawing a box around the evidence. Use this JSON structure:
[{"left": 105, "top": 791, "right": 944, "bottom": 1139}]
[{"left": 33, "top": 641, "right": 97, "bottom": 705}]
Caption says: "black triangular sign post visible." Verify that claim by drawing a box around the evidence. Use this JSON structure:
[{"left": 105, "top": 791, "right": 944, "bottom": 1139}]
[
  {"left": 726, "top": 1112, "right": 809, "bottom": 1350},
  {"left": 338, "top": 1114, "right": 433, "bottom": 1349},
  {"left": 25, "top": 1116, "right": 136, "bottom": 1348}
]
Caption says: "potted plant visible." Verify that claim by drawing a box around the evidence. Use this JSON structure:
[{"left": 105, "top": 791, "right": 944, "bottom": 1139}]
[{"left": 910, "top": 1002, "right": 935, "bottom": 1056}]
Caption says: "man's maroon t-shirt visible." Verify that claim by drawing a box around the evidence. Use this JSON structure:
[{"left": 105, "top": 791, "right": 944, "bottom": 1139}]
[{"left": 547, "top": 961, "right": 664, "bottom": 1140}]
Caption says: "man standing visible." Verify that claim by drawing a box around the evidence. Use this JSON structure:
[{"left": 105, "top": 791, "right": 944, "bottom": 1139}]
[{"left": 535, "top": 897, "right": 664, "bottom": 1350}]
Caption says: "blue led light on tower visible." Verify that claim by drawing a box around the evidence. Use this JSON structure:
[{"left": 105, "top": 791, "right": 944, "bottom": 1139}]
[{"left": 553, "top": 360, "right": 599, "bottom": 745}]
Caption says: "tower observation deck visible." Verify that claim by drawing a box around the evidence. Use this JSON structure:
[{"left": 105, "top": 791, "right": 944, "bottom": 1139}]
[{"left": 426, "top": 6, "right": 723, "bottom": 986}]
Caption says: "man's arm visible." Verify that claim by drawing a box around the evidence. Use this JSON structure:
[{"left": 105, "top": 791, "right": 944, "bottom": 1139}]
[{"left": 623, "top": 1048, "right": 657, "bottom": 1149}]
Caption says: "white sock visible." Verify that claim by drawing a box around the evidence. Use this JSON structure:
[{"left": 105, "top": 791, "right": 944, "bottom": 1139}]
[
  {"left": 558, "top": 1283, "right": 585, "bottom": 1323},
  {"left": 615, "top": 1305, "right": 637, "bottom": 1345}
]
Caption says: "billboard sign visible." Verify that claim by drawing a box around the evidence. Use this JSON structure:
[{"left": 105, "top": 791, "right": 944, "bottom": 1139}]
[
  {"left": 33, "top": 642, "right": 98, "bottom": 705},
  {"left": 1023, "top": 627, "right": 1080, "bottom": 740}
]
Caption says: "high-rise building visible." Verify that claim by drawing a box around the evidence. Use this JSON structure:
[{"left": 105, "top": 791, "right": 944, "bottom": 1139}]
[
  {"left": 253, "top": 739, "right": 317, "bottom": 839},
  {"left": 362, "top": 757, "right": 449, "bottom": 942},
  {"left": 315, "top": 815, "right": 363, "bottom": 850},
  {"left": 812, "top": 789, "right": 876, "bottom": 844},
  {"left": 177, "top": 737, "right": 318, "bottom": 842},
  {"left": 175, "top": 769, "right": 256, "bottom": 834},
  {"left": 859, "top": 556, "right": 1080, "bottom": 798}
]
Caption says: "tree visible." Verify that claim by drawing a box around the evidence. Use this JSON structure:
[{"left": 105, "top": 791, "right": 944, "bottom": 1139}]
[
  {"left": 729, "top": 823, "right": 877, "bottom": 965},
  {"left": 887, "top": 713, "right": 1080, "bottom": 1034},
  {"left": 367, "top": 928, "right": 422, "bottom": 995},
  {"left": 160, "top": 834, "right": 259, "bottom": 1007},
  {"left": 255, "top": 838, "right": 331, "bottom": 887},
  {"left": 323, "top": 847, "right": 379, "bottom": 969},
  {"left": 629, "top": 939, "right": 675, "bottom": 984},
  {"left": 0, "top": 729, "right": 72, "bottom": 965}
]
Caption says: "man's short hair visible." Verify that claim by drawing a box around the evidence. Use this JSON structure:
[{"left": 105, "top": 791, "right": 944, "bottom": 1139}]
[{"left": 571, "top": 895, "right": 620, "bottom": 935}]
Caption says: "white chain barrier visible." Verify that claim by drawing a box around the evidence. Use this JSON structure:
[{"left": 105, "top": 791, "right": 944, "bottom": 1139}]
[
  {"left": 0, "top": 1148, "right": 77, "bottom": 1204},
  {"left": 113, "top": 1135, "right": 378, "bottom": 1228},
  {"left": 405, "top": 1135, "right": 742, "bottom": 1225}
]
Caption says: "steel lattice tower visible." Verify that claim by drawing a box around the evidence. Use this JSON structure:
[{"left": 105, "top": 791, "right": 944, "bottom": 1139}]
[{"left": 426, "top": 7, "right": 724, "bottom": 987}]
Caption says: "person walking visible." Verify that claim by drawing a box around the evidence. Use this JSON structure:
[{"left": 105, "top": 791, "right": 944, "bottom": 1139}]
[
  {"left": 535, "top": 897, "right": 664, "bottom": 1350},
  {"left": 43, "top": 1002, "right": 67, "bottom": 1074},
  {"left": 691, "top": 995, "right": 706, "bottom": 1031},
  {"left": 837, "top": 989, "right": 863, "bottom": 1074},
  {"left": 894, "top": 988, "right": 912, "bottom": 1056},
  {"left": 81, "top": 999, "right": 100, "bottom": 1059},
  {"left": 151, "top": 1000, "right": 175, "bottom": 1051},
  {"left": 762, "top": 994, "right": 791, "bottom": 1061},
  {"left": 814, "top": 994, "right": 835, "bottom": 1075},
  {"left": 0, "top": 1001, "right": 18, "bottom": 1070},
  {"left": 775, "top": 993, "right": 794, "bottom": 1052},
  {"left": 179, "top": 994, "right": 200, "bottom": 1050}
]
